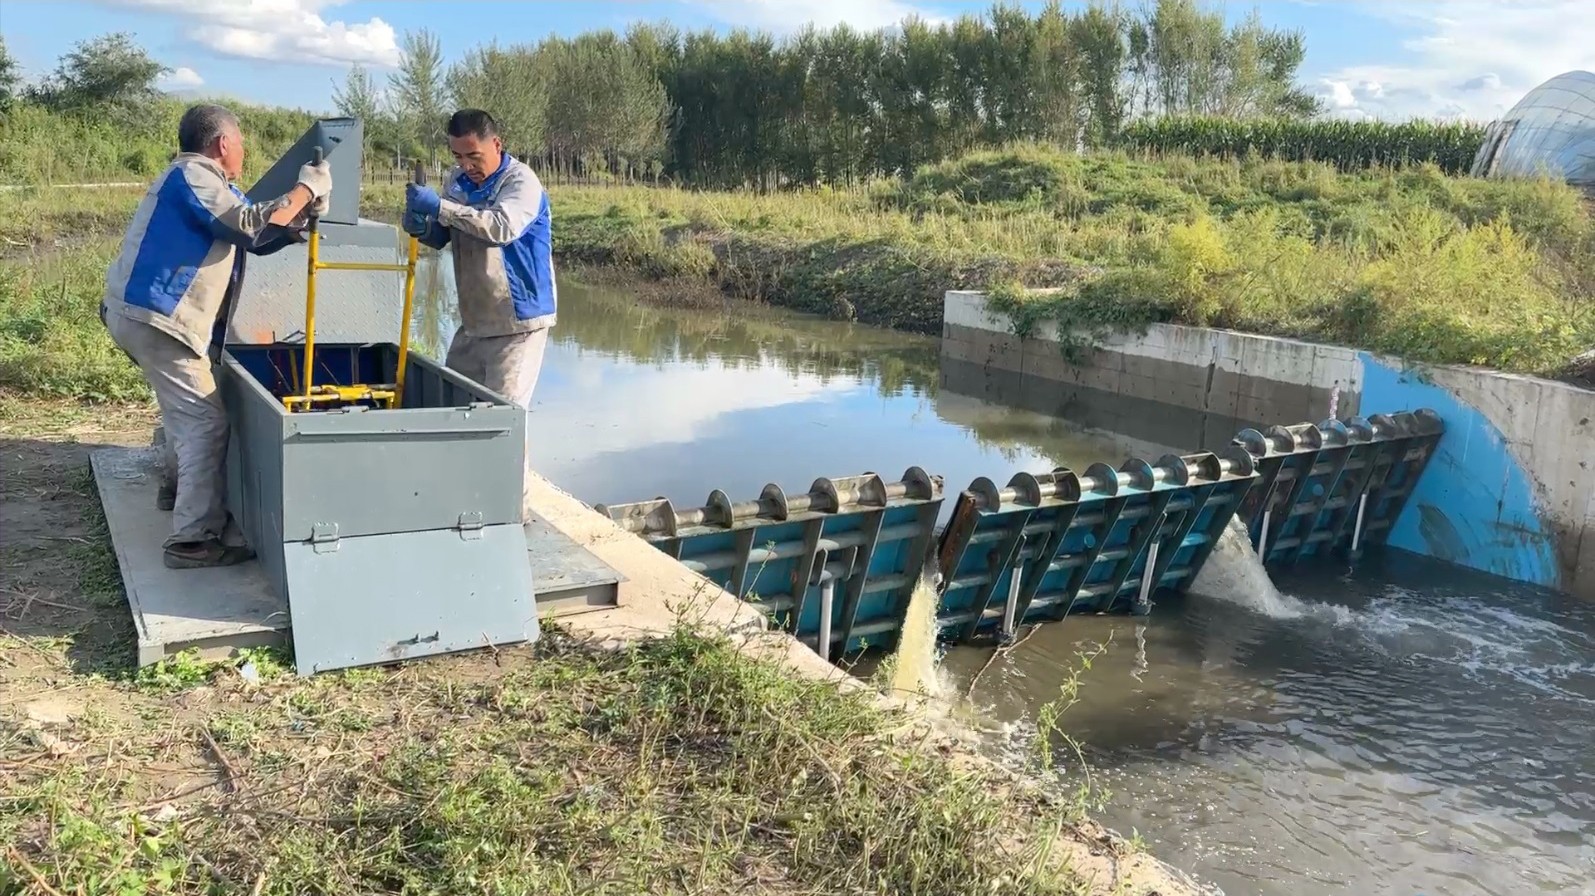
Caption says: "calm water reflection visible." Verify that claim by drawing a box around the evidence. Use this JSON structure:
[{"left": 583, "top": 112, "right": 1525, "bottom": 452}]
[{"left": 467, "top": 276, "right": 1151, "bottom": 511}]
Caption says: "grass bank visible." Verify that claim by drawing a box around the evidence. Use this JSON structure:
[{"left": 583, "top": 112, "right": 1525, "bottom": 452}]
[
  {"left": 0, "top": 397, "right": 1183, "bottom": 896},
  {"left": 5, "top": 142, "right": 1591, "bottom": 404},
  {"left": 535, "top": 144, "right": 1595, "bottom": 378},
  {"left": 0, "top": 100, "right": 315, "bottom": 186}
]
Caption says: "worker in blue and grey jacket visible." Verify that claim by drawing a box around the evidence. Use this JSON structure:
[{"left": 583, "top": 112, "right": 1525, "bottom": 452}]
[
  {"left": 100, "top": 103, "right": 332, "bottom": 569},
  {"left": 402, "top": 108, "right": 556, "bottom": 508}
]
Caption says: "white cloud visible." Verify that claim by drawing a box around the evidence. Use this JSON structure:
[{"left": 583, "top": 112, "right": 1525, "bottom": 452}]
[
  {"left": 158, "top": 66, "right": 204, "bottom": 89},
  {"left": 96, "top": 0, "right": 399, "bottom": 67},
  {"left": 1312, "top": 1, "right": 1595, "bottom": 121},
  {"left": 530, "top": 352, "right": 855, "bottom": 460},
  {"left": 685, "top": 0, "right": 942, "bottom": 33}
]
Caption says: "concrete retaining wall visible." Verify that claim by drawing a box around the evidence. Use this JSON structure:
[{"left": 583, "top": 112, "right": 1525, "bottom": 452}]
[{"left": 942, "top": 290, "right": 1595, "bottom": 599}]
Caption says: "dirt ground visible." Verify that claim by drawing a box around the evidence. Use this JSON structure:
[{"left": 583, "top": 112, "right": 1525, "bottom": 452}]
[{"left": 0, "top": 398, "right": 159, "bottom": 678}]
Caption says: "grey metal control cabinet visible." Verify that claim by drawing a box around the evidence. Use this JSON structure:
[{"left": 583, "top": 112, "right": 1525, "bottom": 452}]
[
  {"left": 213, "top": 118, "right": 539, "bottom": 675},
  {"left": 218, "top": 343, "right": 537, "bottom": 675}
]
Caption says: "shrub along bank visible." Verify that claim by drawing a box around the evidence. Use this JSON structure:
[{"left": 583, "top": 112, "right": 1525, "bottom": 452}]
[
  {"left": 526, "top": 144, "right": 1595, "bottom": 378},
  {"left": 2, "top": 142, "right": 1591, "bottom": 405}
]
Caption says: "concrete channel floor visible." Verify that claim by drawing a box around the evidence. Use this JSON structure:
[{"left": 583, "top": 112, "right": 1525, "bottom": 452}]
[{"left": 90, "top": 445, "right": 853, "bottom": 685}]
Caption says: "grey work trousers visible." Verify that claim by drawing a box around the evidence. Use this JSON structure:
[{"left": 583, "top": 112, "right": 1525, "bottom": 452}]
[
  {"left": 105, "top": 314, "right": 231, "bottom": 547},
  {"left": 444, "top": 327, "right": 549, "bottom": 511}
]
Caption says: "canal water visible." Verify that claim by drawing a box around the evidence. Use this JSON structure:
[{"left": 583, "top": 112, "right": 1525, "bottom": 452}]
[{"left": 419, "top": 269, "right": 1595, "bottom": 896}]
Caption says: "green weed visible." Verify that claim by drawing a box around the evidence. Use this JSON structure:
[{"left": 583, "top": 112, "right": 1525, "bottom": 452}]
[
  {"left": 133, "top": 649, "right": 216, "bottom": 693},
  {"left": 0, "top": 239, "right": 147, "bottom": 400},
  {"left": 4, "top": 142, "right": 1591, "bottom": 400},
  {"left": 6, "top": 627, "right": 1099, "bottom": 895}
]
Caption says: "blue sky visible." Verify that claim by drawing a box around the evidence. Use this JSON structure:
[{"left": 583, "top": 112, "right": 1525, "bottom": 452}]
[{"left": 3, "top": 1, "right": 1591, "bottom": 121}]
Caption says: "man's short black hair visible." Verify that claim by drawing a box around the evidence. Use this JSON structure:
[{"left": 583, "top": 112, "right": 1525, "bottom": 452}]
[{"left": 447, "top": 109, "right": 498, "bottom": 140}]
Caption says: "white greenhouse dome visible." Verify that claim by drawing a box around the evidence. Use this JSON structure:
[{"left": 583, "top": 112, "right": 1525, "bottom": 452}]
[{"left": 1471, "top": 70, "right": 1595, "bottom": 190}]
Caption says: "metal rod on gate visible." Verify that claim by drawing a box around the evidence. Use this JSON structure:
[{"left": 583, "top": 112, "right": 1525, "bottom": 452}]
[
  {"left": 817, "top": 577, "right": 835, "bottom": 663},
  {"left": 1350, "top": 493, "right": 1369, "bottom": 555},
  {"left": 1137, "top": 539, "right": 1160, "bottom": 613},
  {"left": 391, "top": 161, "right": 425, "bottom": 409},
  {"left": 299, "top": 147, "right": 323, "bottom": 406},
  {"left": 1001, "top": 569, "right": 1021, "bottom": 641}
]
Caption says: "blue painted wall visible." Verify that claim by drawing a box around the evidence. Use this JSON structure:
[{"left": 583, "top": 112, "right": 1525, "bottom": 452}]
[{"left": 1357, "top": 353, "right": 1560, "bottom": 588}]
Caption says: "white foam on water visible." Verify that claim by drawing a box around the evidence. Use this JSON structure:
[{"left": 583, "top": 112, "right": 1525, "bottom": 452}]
[
  {"left": 1352, "top": 592, "right": 1595, "bottom": 700},
  {"left": 1187, "top": 519, "right": 1595, "bottom": 700},
  {"left": 1193, "top": 517, "right": 1302, "bottom": 616}
]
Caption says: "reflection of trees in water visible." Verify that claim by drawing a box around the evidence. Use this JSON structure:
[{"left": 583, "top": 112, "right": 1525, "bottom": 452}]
[
  {"left": 406, "top": 252, "right": 1125, "bottom": 471},
  {"left": 406, "top": 253, "right": 938, "bottom": 398},
  {"left": 550, "top": 281, "right": 942, "bottom": 399},
  {"left": 394, "top": 243, "right": 453, "bottom": 361}
]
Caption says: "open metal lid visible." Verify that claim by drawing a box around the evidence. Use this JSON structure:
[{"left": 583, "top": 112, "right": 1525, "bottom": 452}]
[
  {"left": 216, "top": 117, "right": 413, "bottom": 350},
  {"left": 246, "top": 116, "right": 364, "bottom": 225}
]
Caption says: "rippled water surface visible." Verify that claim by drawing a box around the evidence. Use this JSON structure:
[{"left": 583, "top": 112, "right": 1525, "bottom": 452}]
[
  {"left": 422, "top": 272, "right": 1595, "bottom": 896},
  {"left": 941, "top": 545, "right": 1595, "bottom": 896}
]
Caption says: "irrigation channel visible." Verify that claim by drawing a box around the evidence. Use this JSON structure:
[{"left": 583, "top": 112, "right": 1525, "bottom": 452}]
[{"left": 412, "top": 260, "right": 1595, "bottom": 896}]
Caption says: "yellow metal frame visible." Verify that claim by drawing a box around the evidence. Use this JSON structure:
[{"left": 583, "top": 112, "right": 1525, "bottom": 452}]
[{"left": 282, "top": 198, "right": 422, "bottom": 413}]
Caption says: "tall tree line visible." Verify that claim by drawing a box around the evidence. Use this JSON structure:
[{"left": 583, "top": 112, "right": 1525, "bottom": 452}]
[{"left": 345, "top": 0, "right": 1322, "bottom": 188}]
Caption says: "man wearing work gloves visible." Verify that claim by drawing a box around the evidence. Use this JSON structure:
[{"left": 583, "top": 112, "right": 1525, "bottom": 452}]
[
  {"left": 101, "top": 103, "right": 332, "bottom": 569},
  {"left": 403, "top": 109, "right": 555, "bottom": 509}
]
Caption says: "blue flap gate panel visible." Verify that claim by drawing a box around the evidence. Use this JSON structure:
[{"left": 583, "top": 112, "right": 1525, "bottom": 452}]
[
  {"left": 595, "top": 470, "right": 944, "bottom": 659},
  {"left": 1234, "top": 409, "right": 1443, "bottom": 567},
  {"left": 935, "top": 447, "right": 1258, "bottom": 642},
  {"left": 599, "top": 409, "right": 1446, "bottom": 663}
]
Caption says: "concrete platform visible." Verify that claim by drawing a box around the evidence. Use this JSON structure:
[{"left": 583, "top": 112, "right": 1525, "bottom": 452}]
[{"left": 91, "top": 446, "right": 624, "bottom": 667}]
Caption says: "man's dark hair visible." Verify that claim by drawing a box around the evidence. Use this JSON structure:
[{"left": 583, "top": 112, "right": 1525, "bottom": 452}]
[
  {"left": 447, "top": 109, "right": 498, "bottom": 140},
  {"left": 178, "top": 104, "right": 239, "bottom": 154}
]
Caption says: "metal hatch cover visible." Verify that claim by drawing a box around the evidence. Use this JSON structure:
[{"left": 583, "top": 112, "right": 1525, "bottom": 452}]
[
  {"left": 281, "top": 522, "right": 539, "bottom": 675},
  {"left": 223, "top": 116, "right": 409, "bottom": 348},
  {"left": 246, "top": 117, "right": 363, "bottom": 225}
]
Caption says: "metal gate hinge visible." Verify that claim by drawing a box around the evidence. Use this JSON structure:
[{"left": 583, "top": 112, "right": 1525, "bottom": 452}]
[
  {"left": 457, "top": 511, "right": 484, "bottom": 541},
  {"left": 311, "top": 521, "right": 340, "bottom": 553}
]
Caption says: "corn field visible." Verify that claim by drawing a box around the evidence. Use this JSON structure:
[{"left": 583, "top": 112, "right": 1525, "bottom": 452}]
[{"left": 1119, "top": 116, "right": 1488, "bottom": 174}]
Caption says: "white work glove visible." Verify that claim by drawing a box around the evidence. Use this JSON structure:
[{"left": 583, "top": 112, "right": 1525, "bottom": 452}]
[
  {"left": 309, "top": 192, "right": 330, "bottom": 217},
  {"left": 297, "top": 160, "right": 332, "bottom": 199}
]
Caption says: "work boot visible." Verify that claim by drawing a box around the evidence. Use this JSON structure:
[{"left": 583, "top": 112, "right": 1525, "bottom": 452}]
[
  {"left": 156, "top": 480, "right": 176, "bottom": 512},
  {"left": 163, "top": 539, "right": 255, "bottom": 570}
]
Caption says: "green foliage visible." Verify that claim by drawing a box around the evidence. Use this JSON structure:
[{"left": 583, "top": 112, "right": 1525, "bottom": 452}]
[
  {"left": 543, "top": 143, "right": 1594, "bottom": 375},
  {"left": 5, "top": 781, "right": 192, "bottom": 896},
  {"left": 131, "top": 646, "right": 292, "bottom": 693},
  {"left": 0, "top": 241, "right": 147, "bottom": 400},
  {"left": 6, "top": 628, "right": 1096, "bottom": 895},
  {"left": 612, "top": 0, "right": 1318, "bottom": 188},
  {"left": 1121, "top": 115, "right": 1487, "bottom": 174},
  {"left": 0, "top": 35, "right": 21, "bottom": 112},
  {"left": 133, "top": 649, "right": 216, "bottom": 693},
  {"left": 445, "top": 44, "right": 548, "bottom": 152},
  {"left": 545, "top": 35, "right": 674, "bottom": 173},
  {"left": 389, "top": 29, "right": 449, "bottom": 164},
  {"left": 26, "top": 32, "right": 166, "bottom": 120},
  {"left": 0, "top": 98, "right": 314, "bottom": 185}
]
